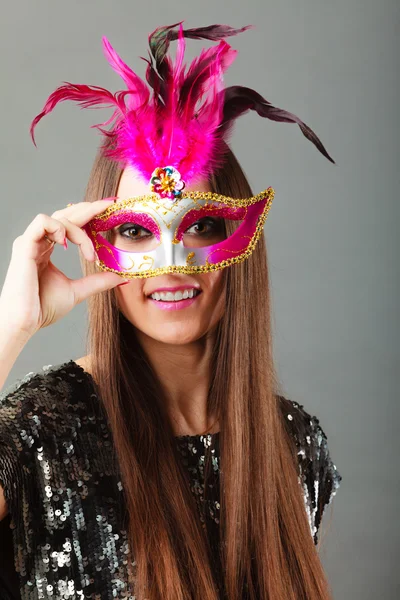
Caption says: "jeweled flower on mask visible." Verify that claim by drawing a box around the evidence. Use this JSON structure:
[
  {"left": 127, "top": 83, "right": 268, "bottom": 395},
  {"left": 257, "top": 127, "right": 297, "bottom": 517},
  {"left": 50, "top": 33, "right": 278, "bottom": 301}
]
[{"left": 150, "top": 166, "right": 185, "bottom": 200}]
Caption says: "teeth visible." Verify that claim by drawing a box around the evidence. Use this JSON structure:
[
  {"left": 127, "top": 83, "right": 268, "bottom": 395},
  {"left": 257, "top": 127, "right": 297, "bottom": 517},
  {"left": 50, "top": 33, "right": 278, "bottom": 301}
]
[{"left": 149, "top": 288, "right": 199, "bottom": 302}]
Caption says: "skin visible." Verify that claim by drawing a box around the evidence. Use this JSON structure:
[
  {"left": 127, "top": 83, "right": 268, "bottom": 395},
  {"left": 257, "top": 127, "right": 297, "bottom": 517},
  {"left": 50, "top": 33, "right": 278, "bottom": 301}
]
[{"left": 77, "top": 167, "right": 225, "bottom": 436}]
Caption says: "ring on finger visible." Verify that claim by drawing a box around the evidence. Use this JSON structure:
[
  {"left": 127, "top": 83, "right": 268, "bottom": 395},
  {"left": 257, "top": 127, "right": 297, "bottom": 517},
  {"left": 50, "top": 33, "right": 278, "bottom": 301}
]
[{"left": 44, "top": 235, "right": 56, "bottom": 246}]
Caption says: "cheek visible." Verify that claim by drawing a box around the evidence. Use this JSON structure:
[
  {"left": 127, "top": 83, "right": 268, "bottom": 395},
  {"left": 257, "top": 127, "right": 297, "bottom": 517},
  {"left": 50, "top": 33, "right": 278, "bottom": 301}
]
[
  {"left": 199, "top": 271, "right": 226, "bottom": 319},
  {"left": 205, "top": 269, "right": 225, "bottom": 295},
  {"left": 115, "top": 280, "right": 145, "bottom": 318}
]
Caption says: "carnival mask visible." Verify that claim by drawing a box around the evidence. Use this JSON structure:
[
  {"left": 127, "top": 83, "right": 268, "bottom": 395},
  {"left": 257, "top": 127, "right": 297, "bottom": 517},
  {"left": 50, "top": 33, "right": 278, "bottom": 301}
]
[{"left": 83, "top": 179, "right": 274, "bottom": 277}]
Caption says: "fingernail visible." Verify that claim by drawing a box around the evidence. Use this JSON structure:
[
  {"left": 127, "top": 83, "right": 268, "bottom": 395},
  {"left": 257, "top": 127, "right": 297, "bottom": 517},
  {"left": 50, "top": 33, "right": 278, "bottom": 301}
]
[
  {"left": 63, "top": 238, "right": 68, "bottom": 250},
  {"left": 101, "top": 196, "right": 118, "bottom": 202},
  {"left": 117, "top": 281, "right": 130, "bottom": 287}
]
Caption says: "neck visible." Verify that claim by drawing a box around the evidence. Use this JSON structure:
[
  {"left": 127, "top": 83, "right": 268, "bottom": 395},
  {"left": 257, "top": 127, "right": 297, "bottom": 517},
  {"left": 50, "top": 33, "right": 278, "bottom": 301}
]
[{"left": 135, "top": 329, "right": 219, "bottom": 437}]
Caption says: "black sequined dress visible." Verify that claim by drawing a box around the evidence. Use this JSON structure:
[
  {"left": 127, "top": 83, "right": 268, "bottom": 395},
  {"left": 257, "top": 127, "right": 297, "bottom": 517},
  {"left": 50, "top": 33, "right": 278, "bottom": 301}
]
[{"left": 0, "top": 361, "right": 342, "bottom": 599}]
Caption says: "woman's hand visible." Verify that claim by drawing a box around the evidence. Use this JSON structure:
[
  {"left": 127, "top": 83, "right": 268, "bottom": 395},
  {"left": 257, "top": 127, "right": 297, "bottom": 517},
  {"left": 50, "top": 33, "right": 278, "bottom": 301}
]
[{"left": 0, "top": 199, "right": 125, "bottom": 339}]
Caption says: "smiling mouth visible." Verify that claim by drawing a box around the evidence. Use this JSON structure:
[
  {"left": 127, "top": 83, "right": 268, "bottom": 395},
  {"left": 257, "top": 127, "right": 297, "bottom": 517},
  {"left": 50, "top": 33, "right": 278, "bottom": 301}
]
[{"left": 148, "top": 289, "right": 201, "bottom": 302}]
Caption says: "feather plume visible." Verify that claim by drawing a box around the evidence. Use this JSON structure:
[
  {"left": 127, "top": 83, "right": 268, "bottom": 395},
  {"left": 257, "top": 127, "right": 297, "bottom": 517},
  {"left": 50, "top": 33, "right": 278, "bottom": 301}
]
[
  {"left": 102, "top": 37, "right": 149, "bottom": 110},
  {"left": 30, "top": 83, "right": 130, "bottom": 146},
  {"left": 30, "top": 21, "right": 335, "bottom": 182}
]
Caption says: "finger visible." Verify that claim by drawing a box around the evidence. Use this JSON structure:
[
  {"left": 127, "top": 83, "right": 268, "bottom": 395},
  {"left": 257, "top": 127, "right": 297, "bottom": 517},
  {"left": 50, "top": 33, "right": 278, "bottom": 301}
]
[
  {"left": 52, "top": 198, "right": 118, "bottom": 228},
  {"left": 55, "top": 217, "right": 96, "bottom": 262},
  {"left": 70, "top": 272, "right": 129, "bottom": 305},
  {"left": 23, "top": 214, "right": 67, "bottom": 246}
]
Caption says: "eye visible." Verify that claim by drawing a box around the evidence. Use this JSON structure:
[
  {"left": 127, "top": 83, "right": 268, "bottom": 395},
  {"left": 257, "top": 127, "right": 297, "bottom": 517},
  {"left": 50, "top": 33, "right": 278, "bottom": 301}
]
[
  {"left": 116, "top": 223, "right": 153, "bottom": 240},
  {"left": 184, "top": 217, "right": 224, "bottom": 236}
]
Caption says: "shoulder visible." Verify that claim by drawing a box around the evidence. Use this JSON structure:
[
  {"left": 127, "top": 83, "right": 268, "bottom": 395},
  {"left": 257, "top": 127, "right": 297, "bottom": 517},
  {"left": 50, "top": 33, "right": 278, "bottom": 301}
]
[
  {"left": 277, "top": 394, "right": 343, "bottom": 543},
  {"left": 0, "top": 359, "right": 92, "bottom": 408},
  {"left": 0, "top": 360, "right": 96, "bottom": 522},
  {"left": 0, "top": 359, "right": 95, "bottom": 452},
  {"left": 277, "top": 394, "right": 340, "bottom": 467},
  {"left": 0, "top": 359, "right": 89, "bottom": 400},
  {"left": 278, "top": 395, "right": 329, "bottom": 453}
]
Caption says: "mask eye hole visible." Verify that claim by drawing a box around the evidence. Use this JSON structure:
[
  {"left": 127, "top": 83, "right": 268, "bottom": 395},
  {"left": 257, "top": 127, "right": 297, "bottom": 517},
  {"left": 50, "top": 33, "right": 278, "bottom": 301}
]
[
  {"left": 176, "top": 206, "right": 246, "bottom": 248},
  {"left": 109, "top": 223, "right": 157, "bottom": 251},
  {"left": 183, "top": 217, "right": 226, "bottom": 244},
  {"left": 90, "top": 211, "right": 161, "bottom": 252},
  {"left": 111, "top": 221, "right": 159, "bottom": 252},
  {"left": 116, "top": 223, "right": 153, "bottom": 240}
]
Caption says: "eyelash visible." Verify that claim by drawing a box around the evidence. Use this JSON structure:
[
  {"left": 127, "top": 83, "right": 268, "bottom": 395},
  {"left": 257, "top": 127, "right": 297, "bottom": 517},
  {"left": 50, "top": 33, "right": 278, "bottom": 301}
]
[
  {"left": 118, "top": 224, "right": 153, "bottom": 239},
  {"left": 117, "top": 217, "right": 223, "bottom": 239}
]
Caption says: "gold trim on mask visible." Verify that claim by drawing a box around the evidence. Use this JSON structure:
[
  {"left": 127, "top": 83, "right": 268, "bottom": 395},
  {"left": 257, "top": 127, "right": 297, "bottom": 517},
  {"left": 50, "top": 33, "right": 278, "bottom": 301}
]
[
  {"left": 93, "top": 236, "right": 137, "bottom": 271},
  {"left": 138, "top": 255, "right": 155, "bottom": 270},
  {"left": 91, "top": 187, "right": 275, "bottom": 278},
  {"left": 186, "top": 252, "right": 197, "bottom": 266},
  {"left": 94, "top": 187, "right": 274, "bottom": 218}
]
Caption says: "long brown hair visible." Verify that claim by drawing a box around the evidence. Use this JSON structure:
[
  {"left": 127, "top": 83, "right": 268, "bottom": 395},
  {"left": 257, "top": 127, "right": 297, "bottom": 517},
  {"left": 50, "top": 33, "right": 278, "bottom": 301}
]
[{"left": 81, "top": 143, "right": 334, "bottom": 599}]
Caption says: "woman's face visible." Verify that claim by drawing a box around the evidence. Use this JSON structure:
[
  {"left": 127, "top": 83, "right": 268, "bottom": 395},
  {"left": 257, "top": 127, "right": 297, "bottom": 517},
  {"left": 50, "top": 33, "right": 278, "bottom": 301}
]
[{"left": 113, "top": 167, "right": 226, "bottom": 345}]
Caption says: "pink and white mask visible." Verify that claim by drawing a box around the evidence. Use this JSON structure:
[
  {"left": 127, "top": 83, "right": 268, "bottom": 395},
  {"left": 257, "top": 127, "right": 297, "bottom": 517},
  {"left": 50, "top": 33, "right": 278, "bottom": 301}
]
[{"left": 83, "top": 167, "right": 274, "bottom": 278}]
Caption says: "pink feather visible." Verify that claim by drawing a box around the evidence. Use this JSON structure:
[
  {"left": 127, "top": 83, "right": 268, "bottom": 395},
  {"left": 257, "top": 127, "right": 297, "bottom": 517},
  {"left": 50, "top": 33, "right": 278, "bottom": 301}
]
[
  {"left": 101, "top": 33, "right": 239, "bottom": 183},
  {"left": 30, "top": 83, "right": 129, "bottom": 146},
  {"left": 101, "top": 37, "right": 150, "bottom": 110}
]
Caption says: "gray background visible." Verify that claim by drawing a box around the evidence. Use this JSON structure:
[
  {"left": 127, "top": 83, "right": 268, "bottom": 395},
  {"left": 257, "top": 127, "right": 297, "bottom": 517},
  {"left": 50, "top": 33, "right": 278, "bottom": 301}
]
[{"left": 1, "top": 1, "right": 398, "bottom": 598}]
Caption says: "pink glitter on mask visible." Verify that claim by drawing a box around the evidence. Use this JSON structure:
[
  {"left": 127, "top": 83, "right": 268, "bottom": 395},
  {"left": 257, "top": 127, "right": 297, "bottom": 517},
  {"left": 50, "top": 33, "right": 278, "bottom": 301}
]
[
  {"left": 89, "top": 211, "right": 160, "bottom": 239},
  {"left": 174, "top": 205, "right": 246, "bottom": 241}
]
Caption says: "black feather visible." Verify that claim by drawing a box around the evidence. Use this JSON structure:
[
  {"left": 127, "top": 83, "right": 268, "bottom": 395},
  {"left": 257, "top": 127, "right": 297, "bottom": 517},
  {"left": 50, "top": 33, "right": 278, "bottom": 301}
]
[{"left": 220, "top": 86, "right": 336, "bottom": 164}]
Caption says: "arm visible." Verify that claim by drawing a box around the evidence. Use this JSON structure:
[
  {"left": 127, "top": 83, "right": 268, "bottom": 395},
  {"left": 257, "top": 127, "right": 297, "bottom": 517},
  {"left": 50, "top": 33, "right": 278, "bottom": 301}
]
[
  {"left": 311, "top": 416, "right": 342, "bottom": 543},
  {"left": 0, "top": 485, "right": 6, "bottom": 520},
  {"left": 0, "top": 326, "right": 31, "bottom": 392},
  {"left": 279, "top": 396, "right": 342, "bottom": 545},
  {"left": 0, "top": 327, "right": 31, "bottom": 520}
]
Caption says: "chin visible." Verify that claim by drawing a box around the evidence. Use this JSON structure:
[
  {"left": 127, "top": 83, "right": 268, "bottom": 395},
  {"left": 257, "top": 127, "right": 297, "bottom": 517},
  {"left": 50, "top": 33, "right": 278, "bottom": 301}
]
[{"left": 137, "top": 322, "right": 209, "bottom": 346}]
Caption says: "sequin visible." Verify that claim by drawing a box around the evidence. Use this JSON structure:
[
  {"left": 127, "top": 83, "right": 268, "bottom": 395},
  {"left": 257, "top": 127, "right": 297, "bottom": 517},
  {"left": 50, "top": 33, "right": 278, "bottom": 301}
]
[
  {"left": 0, "top": 361, "right": 342, "bottom": 599},
  {"left": 149, "top": 166, "right": 186, "bottom": 200}
]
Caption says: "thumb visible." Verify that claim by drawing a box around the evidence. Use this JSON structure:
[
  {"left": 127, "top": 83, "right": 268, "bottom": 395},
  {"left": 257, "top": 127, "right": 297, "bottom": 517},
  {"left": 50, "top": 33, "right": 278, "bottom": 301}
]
[{"left": 71, "top": 271, "right": 129, "bottom": 305}]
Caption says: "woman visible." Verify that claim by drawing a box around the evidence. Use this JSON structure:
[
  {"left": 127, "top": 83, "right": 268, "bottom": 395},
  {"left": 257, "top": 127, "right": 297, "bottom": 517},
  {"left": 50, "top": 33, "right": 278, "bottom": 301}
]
[{"left": 0, "top": 22, "right": 342, "bottom": 600}]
